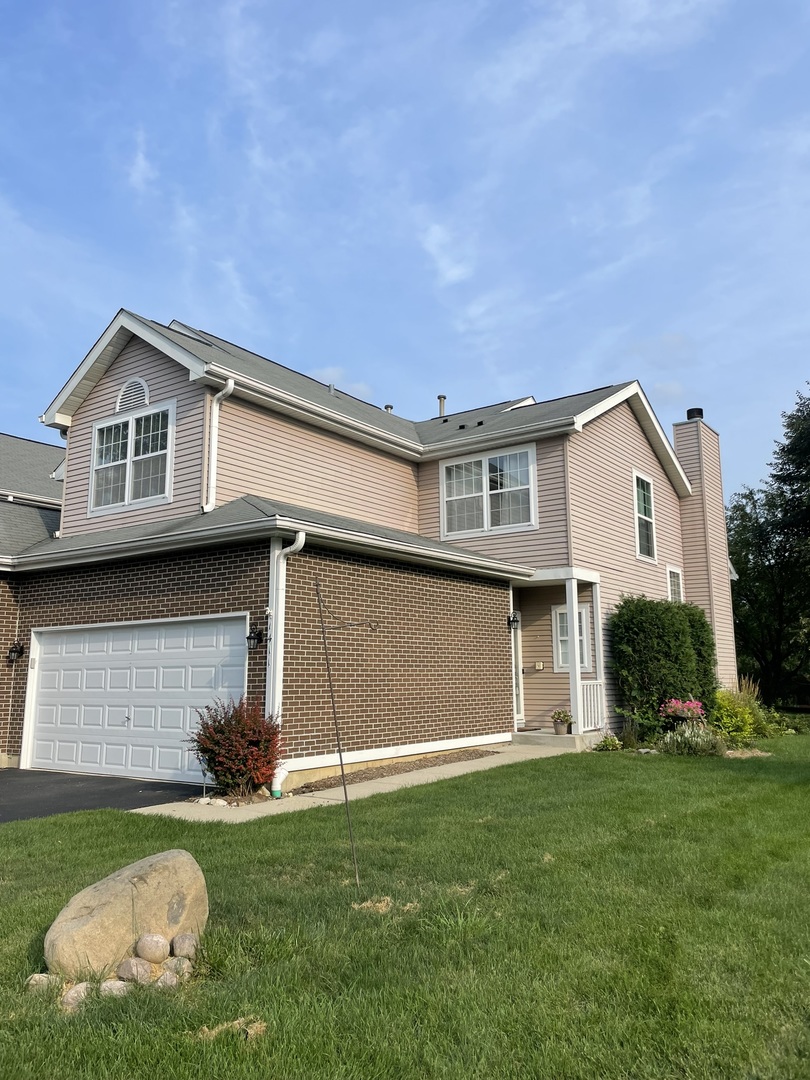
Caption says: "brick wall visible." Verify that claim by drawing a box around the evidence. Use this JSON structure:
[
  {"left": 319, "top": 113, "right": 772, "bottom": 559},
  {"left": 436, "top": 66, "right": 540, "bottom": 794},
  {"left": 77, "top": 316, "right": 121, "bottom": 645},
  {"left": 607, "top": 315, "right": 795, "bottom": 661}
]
[
  {"left": 0, "top": 575, "right": 21, "bottom": 760},
  {"left": 1, "top": 543, "right": 514, "bottom": 765},
  {"left": 282, "top": 548, "right": 513, "bottom": 758}
]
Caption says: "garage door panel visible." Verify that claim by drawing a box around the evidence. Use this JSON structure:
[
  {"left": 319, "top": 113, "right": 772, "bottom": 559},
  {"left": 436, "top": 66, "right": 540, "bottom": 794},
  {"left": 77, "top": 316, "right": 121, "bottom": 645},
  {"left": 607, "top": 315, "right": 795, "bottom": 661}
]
[{"left": 28, "top": 618, "right": 247, "bottom": 782}]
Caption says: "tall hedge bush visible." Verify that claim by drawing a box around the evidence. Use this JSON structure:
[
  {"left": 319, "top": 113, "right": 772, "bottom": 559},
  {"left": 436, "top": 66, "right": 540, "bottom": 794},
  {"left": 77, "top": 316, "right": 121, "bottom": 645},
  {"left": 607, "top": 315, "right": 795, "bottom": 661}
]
[{"left": 609, "top": 596, "right": 717, "bottom": 740}]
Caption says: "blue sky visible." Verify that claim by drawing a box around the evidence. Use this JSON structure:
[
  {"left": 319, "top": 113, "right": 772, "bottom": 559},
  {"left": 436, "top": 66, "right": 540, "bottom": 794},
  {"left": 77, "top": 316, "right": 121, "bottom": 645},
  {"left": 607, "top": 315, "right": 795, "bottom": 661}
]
[{"left": 2, "top": 0, "right": 808, "bottom": 497}]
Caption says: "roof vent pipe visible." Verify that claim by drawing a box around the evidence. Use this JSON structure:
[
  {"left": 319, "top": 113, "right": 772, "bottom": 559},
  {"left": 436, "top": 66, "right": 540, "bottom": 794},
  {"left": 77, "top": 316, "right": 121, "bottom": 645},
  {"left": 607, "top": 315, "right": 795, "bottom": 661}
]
[
  {"left": 384, "top": 404, "right": 393, "bottom": 413},
  {"left": 438, "top": 394, "right": 446, "bottom": 417},
  {"left": 686, "top": 407, "right": 704, "bottom": 421}
]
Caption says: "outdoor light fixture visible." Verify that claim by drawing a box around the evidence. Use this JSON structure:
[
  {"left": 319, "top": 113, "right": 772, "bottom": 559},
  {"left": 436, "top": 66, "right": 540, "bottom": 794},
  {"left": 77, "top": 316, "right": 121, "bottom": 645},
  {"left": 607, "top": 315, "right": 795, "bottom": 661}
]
[
  {"left": 7, "top": 641, "right": 25, "bottom": 663},
  {"left": 506, "top": 611, "right": 520, "bottom": 631},
  {"left": 246, "top": 625, "right": 264, "bottom": 651}
]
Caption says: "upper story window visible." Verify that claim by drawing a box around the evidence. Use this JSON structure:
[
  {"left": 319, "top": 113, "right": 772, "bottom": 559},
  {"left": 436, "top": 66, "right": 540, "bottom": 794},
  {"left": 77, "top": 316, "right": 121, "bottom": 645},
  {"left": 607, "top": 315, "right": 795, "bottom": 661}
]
[
  {"left": 441, "top": 444, "right": 536, "bottom": 539},
  {"left": 90, "top": 399, "right": 175, "bottom": 514},
  {"left": 552, "top": 603, "right": 592, "bottom": 673},
  {"left": 634, "top": 471, "right": 656, "bottom": 561}
]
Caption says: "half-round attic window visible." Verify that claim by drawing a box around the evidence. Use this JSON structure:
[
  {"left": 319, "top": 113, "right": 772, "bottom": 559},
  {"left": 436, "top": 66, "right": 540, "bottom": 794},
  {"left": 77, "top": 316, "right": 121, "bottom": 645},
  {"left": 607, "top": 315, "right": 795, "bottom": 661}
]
[{"left": 116, "top": 378, "right": 149, "bottom": 412}]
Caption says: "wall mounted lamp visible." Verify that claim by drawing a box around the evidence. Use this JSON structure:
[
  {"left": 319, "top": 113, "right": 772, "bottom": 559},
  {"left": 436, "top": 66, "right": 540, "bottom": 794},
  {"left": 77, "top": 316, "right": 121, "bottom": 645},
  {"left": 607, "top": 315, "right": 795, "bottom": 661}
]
[
  {"left": 7, "top": 640, "right": 25, "bottom": 664},
  {"left": 246, "top": 625, "right": 264, "bottom": 651},
  {"left": 506, "top": 611, "right": 520, "bottom": 631}
]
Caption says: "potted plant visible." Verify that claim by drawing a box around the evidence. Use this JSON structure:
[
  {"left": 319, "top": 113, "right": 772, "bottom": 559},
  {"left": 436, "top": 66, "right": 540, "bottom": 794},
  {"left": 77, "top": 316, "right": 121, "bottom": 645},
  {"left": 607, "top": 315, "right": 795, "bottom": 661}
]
[{"left": 551, "top": 708, "right": 572, "bottom": 735}]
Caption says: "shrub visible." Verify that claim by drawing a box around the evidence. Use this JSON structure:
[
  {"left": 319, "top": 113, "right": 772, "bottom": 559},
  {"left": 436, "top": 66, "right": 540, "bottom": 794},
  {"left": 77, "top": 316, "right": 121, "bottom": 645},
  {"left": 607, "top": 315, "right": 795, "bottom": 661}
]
[
  {"left": 609, "top": 596, "right": 718, "bottom": 740},
  {"left": 189, "top": 697, "right": 282, "bottom": 796},
  {"left": 711, "top": 689, "right": 755, "bottom": 748},
  {"left": 656, "top": 722, "right": 726, "bottom": 756},
  {"left": 592, "top": 732, "right": 623, "bottom": 752}
]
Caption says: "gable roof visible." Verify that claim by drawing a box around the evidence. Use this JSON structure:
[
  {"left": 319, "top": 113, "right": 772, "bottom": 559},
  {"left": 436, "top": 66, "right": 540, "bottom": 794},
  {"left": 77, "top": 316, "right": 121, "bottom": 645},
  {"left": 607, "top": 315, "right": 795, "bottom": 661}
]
[
  {"left": 38, "top": 310, "right": 690, "bottom": 495},
  {"left": 0, "top": 433, "right": 64, "bottom": 507}
]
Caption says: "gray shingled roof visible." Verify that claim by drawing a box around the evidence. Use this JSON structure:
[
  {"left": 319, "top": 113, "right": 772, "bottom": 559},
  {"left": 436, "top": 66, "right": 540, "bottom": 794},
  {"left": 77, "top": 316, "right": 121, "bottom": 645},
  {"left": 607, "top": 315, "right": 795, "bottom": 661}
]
[
  {"left": 0, "top": 502, "right": 60, "bottom": 557},
  {"left": 0, "top": 434, "right": 64, "bottom": 502},
  {"left": 15, "top": 494, "right": 528, "bottom": 577}
]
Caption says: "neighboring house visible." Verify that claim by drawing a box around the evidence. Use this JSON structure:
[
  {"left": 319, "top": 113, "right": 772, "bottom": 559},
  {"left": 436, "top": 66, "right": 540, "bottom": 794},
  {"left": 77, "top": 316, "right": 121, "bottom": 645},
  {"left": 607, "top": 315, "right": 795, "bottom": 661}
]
[{"left": 0, "top": 310, "right": 737, "bottom": 785}]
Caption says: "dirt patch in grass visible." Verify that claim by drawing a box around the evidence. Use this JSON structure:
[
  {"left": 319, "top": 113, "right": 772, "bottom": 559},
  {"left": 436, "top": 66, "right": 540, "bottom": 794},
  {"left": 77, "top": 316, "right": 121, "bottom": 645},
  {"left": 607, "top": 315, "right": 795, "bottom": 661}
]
[
  {"left": 724, "top": 748, "right": 772, "bottom": 758},
  {"left": 290, "top": 747, "right": 498, "bottom": 795}
]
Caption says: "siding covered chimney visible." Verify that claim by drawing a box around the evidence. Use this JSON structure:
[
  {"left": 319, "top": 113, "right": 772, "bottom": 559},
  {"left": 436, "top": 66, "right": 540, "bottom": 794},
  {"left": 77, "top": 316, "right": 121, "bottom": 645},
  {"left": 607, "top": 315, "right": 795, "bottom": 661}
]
[{"left": 672, "top": 409, "right": 738, "bottom": 688}]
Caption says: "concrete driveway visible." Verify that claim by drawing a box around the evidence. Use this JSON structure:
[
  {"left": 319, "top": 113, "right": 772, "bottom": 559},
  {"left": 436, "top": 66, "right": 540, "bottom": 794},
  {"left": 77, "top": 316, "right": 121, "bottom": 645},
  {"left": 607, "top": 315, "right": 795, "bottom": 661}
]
[{"left": 0, "top": 769, "right": 203, "bottom": 823}]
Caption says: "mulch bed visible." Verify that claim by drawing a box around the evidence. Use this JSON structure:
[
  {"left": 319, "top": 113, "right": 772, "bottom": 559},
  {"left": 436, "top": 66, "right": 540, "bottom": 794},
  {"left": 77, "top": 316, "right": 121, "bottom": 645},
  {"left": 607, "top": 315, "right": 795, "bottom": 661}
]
[{"left": 289, "top": 747, "right": 498, "bottom": 795}]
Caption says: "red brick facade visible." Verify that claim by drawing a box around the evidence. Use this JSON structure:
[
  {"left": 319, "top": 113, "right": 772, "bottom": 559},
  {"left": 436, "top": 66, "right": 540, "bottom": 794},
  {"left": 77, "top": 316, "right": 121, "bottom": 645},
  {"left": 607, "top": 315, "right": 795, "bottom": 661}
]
[{"left": 0, "top": 542, "right": 514, "bottom": 766}]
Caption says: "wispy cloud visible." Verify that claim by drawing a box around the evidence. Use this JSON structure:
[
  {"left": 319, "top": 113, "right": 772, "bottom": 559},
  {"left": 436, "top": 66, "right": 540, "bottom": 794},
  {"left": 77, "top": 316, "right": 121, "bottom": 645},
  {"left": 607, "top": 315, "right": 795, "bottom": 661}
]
[
  {"left": 419, "top": 222, "right": 476, "bottom": 286},
  {"left": 127, "top": 128, "right": 158, "bottom": 193}
]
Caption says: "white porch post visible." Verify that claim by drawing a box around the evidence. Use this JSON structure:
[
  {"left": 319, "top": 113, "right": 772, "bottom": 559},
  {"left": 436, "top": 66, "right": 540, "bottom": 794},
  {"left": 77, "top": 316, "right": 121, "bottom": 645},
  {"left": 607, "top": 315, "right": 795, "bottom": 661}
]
[
  {"left": 566, "top": 576, "right": 582, "bottom": 735},
  {"left": 592, "top": 581, "right": 606, "bottom": 728}
]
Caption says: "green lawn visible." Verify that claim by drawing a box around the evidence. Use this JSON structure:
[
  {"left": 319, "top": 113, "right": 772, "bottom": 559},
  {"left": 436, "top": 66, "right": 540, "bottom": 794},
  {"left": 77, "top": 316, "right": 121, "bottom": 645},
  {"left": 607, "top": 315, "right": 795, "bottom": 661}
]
[{"left": 2, "top": 738, "right": 810, "bottom": 1080}]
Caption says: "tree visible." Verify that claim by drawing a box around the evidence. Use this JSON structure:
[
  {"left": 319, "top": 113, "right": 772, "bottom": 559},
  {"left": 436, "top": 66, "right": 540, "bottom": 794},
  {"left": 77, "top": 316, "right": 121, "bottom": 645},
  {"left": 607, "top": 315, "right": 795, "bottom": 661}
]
[{"left": 726, "top": 386, "right": 810, "bottom": 703}]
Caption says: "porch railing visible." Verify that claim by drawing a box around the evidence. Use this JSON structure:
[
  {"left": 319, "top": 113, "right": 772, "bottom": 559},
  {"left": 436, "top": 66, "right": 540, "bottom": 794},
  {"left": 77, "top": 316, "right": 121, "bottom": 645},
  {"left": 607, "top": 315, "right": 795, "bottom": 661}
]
[{"left": 578, "top": 680, "right": 605, "bottom": 732}]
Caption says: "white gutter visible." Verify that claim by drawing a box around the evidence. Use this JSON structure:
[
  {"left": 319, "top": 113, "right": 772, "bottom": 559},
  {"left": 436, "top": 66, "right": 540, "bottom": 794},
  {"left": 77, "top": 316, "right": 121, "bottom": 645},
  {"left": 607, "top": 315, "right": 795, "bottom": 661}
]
[
  {"left": 201, "top": 379, "right": 234, "bottom": 513},
  {"left": 267, "top": 531, "right": 306, "bottom": 722}
]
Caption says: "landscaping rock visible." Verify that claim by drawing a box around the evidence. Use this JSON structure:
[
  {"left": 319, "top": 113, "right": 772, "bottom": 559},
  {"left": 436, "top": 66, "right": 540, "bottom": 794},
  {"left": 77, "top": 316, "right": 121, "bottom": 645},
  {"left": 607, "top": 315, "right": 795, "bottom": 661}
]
[
  {"left": 99, "top": 979, "right": 132, "bottom": 997},
  {"left": 171, "top": 933, "right": 199, "bottom": 960},
  {"left": 162, "top": 956, "right": 193, "bottom": 980},
  {"left": 25, "top": 973, "right": 61, "bottom": 994},
  {"left": 153, "top": 970, "right": 178, "bottom": 990},
  {"left": 136, "top": 933, "right": 170, "bottom": 964},
  {"left": 44, "top": 849, "right": 208, "bottom": 979},
  {"left": 117, "top": 957, "right": 154, "bottom": 984},
  {"left": 60, "top": 982, "right": 90, "bottom": 1013}
]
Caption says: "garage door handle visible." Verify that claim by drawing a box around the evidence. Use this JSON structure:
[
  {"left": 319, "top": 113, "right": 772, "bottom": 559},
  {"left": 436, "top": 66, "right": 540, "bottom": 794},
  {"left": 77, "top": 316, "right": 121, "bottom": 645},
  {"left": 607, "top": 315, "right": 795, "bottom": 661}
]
[{"left": 124, "top": 715, "right": 131, "bottom": 726}]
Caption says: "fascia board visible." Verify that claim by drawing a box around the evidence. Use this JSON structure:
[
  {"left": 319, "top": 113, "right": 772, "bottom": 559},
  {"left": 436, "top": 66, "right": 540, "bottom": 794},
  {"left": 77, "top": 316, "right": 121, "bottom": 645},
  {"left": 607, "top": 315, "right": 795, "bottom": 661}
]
[
  {"left": 39, "top": 311, "right": 208, "bottom": 429},
  {"left": 0, "top": 491, "right": 62, "bottom": 509},
  {"left": 8, "top": 515, "right": 533, "bottom": 581},
  {"left": 419, "top": 417, "right": 578, "bottom": 460},
  {"left": 574, "top": 382, "right": 692, "bottom": 498},
  {"left": 513, "top": 565, "right": 601, "bottom": 586},
  {"left": 203, "top": 363, "right": 424, "bottom": 460}
]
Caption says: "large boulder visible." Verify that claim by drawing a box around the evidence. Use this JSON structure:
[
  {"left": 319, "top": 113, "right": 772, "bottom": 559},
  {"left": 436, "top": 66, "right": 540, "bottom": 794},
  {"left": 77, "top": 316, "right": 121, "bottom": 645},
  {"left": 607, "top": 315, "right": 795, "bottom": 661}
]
[{"left": 44, "top": 849, "right": 208, "bottom": 979}]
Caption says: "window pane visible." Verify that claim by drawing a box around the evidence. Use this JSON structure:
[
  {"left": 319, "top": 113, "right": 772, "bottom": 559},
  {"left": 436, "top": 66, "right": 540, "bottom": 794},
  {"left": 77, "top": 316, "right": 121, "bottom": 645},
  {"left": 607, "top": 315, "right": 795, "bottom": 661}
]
[
  {"left": 638, "top": 517, "right": 655, "bottom": 559},
  {"left": 636, "top": 477, "right": 652, "bottom": 518},
  {"left": 95, "top": 422, "right": 129, "bottom": 467},
  {"left": 131, "top": 454, "right": 167, "bottom": 500},
  {"left": 445, "top": 460, "right": 483, "bottom": 499},
  {"left": 93, "top": 462, "right": 126, "bottom": 507},
  {"left": 134, "top": 411, "right": 169, "bottom": 458},
  {"left": 669, "top": 570, "right": 683, "bottom": 602},
  {"left": 488, "top": 452, "right": 529, "bottom": 492},
  {"left": 490, "top": 488, "right": 530, "bottom": 527},
  {"left": 446, "top": 495, "right": 484, "bottom": 533}
]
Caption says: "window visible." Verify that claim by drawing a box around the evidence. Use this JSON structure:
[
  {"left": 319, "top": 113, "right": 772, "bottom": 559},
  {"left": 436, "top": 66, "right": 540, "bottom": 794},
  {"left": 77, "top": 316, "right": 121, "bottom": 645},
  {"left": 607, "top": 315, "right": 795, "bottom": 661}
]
[
  {"left": 90, "top": 401, "right": 174, "bottom": 513},
  {"left": 634, "top": 472, "right": 656, "bottom": 560},
  {"left": 552, "top": 604, "right": 592, "bottom": 673},
  {"left": 441, "top": 445, "right": 535, "bottom": 538},
  {"left": 667, "top": 567, "right": 684, "bottom": 603}
]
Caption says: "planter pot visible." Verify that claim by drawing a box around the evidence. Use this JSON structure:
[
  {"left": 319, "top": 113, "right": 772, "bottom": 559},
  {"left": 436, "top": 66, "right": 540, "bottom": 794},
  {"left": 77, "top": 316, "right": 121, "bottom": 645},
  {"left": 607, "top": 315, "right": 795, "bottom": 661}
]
[{"left": 553, "top": 720, "right": 570, "bottom": 735}]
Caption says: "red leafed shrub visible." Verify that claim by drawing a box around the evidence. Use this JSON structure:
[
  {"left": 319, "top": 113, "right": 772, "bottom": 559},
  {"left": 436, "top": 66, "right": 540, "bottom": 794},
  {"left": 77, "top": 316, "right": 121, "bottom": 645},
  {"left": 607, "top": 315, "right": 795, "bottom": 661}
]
[{"left": 189, "top": 697, "right": 282, "bottom": 796}]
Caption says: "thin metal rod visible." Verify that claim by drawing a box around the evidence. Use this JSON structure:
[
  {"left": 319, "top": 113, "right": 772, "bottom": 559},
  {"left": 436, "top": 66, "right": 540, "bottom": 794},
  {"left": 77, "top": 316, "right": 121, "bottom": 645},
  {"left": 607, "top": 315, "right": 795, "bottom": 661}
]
[{"left": 315, "top": 581, "right": 361, "bottom": 889}]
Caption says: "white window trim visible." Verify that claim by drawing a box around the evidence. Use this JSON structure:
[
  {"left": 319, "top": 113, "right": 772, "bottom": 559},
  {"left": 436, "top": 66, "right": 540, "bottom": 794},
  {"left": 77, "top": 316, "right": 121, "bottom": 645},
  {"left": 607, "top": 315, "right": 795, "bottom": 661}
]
[
  {"left": 667, "top": 565, "right": 685, "bottom": 603},
  {"left": 552, "top": 603, "right": 592, "bottom": 674},
  {"left": 633, "top": 469, "right": 657, "bottom": 563},
  {"left": 88, "top": 398, "right": 176, "bottom": 517},
  {"left": 439, "top": 443, "right": 537, "bottom": 541}
]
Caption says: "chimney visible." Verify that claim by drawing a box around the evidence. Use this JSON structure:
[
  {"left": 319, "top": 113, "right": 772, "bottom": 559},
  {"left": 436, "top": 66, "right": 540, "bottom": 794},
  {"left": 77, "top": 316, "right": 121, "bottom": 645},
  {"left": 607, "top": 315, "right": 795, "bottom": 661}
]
[{"left": 438, "top": 394, "right": 446, "bottom": 417}]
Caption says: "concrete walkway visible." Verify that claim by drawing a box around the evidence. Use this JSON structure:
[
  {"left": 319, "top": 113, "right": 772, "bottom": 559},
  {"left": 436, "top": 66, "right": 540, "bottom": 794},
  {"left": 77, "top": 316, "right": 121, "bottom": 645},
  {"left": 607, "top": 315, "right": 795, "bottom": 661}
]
[{"left": 133, "top": 742, "right": 570, "bottom": 825}]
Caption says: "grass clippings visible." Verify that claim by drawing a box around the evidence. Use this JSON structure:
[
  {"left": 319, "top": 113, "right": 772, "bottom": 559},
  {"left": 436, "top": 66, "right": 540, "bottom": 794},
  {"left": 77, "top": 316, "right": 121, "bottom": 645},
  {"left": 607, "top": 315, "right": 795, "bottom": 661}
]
[{"left": 194, "top": 1017, "right": 267, "bottom": 1041}]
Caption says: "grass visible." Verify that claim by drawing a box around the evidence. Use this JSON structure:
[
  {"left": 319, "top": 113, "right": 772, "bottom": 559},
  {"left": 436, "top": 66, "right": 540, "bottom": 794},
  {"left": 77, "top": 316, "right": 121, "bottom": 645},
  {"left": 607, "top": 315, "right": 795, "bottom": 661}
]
[{"left": 2, "top": 738, "right": 810, "bottom": 1079}]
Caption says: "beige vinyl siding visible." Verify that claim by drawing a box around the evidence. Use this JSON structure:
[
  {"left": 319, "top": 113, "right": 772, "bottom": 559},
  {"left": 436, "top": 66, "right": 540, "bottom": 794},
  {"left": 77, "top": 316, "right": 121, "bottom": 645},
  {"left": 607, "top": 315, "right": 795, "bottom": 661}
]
[
  {"left": 216, "top": 398, "right": 419, "bottom": 531},
  {"left": 516, "top": 584, "right": 597, "bottom": 727},
  {"left": 417, "top": 436, "right": 569, "bottom": 567},
  {"left": 673, "top": 421, "right": 738, "bottom": 687},
  {"left": 60, "top": 339, "right": 207, "bottom": 536},
  {"left": 567, "top": 402, "right": 686, "bottom": 722}
]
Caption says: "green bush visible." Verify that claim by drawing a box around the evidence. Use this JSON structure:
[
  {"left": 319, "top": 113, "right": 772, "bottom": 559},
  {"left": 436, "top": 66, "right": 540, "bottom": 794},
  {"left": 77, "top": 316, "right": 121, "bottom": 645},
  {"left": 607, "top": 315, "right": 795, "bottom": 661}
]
[
  {"left": 592, "top": 732, "right": 623, "bottom": 752},
  {"left": 656, "top": 722, "right": 726, "bottom": 756},
  {"left": 711, "top": 689, "right": 755, "bottom": 748},
  {"left": 609, "top": 596, "right": 718, "bottom": 740}
]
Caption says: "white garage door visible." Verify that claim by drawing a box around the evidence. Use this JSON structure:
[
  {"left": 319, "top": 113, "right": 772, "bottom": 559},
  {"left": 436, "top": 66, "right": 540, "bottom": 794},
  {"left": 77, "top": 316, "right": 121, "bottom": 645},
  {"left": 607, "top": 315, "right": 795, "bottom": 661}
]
[{"left": 26, "top": 617, "right": 248, "bottom": 782}]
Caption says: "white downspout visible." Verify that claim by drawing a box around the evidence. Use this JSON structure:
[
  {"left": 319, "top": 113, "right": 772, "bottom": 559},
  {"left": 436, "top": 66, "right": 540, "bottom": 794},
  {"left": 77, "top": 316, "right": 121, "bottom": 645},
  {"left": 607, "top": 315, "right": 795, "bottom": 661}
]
[
  {"left": 267, "top": 530, "right": 306, "bottom": 723},
  {"left": 201, "top": 378, "right": 234, "bottom": 513}
]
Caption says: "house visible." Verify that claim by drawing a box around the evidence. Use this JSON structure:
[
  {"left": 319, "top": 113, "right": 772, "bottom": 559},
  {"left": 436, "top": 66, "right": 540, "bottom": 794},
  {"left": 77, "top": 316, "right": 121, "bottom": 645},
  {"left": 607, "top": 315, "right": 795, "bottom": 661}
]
[{"left": 0, "top": 310, "right": 737, "bottom": 785}]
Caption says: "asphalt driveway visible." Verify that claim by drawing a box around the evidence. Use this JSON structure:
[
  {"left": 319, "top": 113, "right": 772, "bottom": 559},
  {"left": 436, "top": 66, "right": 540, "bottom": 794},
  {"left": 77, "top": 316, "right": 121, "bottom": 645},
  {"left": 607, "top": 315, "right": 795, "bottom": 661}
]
[{"left": 0, "top": 769, "right": 203, "bottom": 823}]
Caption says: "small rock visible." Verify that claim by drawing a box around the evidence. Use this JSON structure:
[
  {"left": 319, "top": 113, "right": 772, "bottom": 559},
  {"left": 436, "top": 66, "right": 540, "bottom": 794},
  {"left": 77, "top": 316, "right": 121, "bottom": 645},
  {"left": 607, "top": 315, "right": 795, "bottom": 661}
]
[
  {"left": 60, "top": 982, "right": 91, "bottom": 1012},
  {"left": 256, "top": 786, "right": 271, "bottom": 799},
  {"left": 136, "top": 933, "right": 170, "bottom": 964},
  {"left": 210, "top": 798, "right": 228, "bottom": 807},
  {"left": 171, "top": 933, "right": 199, "bottom": 961},
  {"left": 99, "top": 979, "right": 132, "bottom": 997},
  {"left": 162, "top": 956, "right": 193, "bottom": 980},
  {"left": 117, "top": 957, "right": 153, "bottom": 984},
  {"left": 637, "top": 748, "right": 653, "bottom": 754},
  {"left": 196, "top": 797, "right": 211, "bottom": 805},
  {"left": 25, "top": 972, "right": 61, "bottom": 994},
  {"left": 153, "top": 970, "right": 178, "bottom": 990}
]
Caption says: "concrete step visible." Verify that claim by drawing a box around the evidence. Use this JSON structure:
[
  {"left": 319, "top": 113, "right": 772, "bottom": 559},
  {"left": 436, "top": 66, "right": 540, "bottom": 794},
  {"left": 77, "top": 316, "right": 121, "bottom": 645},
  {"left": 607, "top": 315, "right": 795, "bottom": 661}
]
[{"left": 512, "top": 731, "right": 603, "bottom": 751}]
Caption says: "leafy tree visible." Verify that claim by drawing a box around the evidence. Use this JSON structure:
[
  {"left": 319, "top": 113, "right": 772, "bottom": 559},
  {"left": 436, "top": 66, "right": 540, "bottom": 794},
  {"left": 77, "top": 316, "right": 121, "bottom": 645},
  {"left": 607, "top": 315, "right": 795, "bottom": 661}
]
[{"left": 726, "top": 386, "right": 810, "bottom": 704}]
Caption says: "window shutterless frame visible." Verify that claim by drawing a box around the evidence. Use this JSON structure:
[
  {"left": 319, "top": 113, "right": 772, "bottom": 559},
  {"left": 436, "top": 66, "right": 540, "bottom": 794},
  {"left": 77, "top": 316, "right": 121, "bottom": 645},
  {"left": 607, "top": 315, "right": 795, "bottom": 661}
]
[
  {"left": 439, "top": 443, "right": 537, "bottom": 540},
  {"left": 633, "top": 470, "right": 657, "bottom": 562},
  {"left": 551, "top": 603, "right": 592, "bottom": 673},
  {"left": 667, "top": 566, "right": 684, "bottom": 602},
  {"left": 88, "top": 399, "right": 176, "bottom": 516}
]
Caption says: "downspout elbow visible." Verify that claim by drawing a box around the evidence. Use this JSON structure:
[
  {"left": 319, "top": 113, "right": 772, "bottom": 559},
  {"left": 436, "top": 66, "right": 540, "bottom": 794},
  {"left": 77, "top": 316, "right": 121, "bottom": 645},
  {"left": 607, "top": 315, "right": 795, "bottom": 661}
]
[
  {"left": 280, "top": 531, "right": 306, "bottom": 560},
  {"left": 201, "top": 378, "right": 235, "bottom": 513}
]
